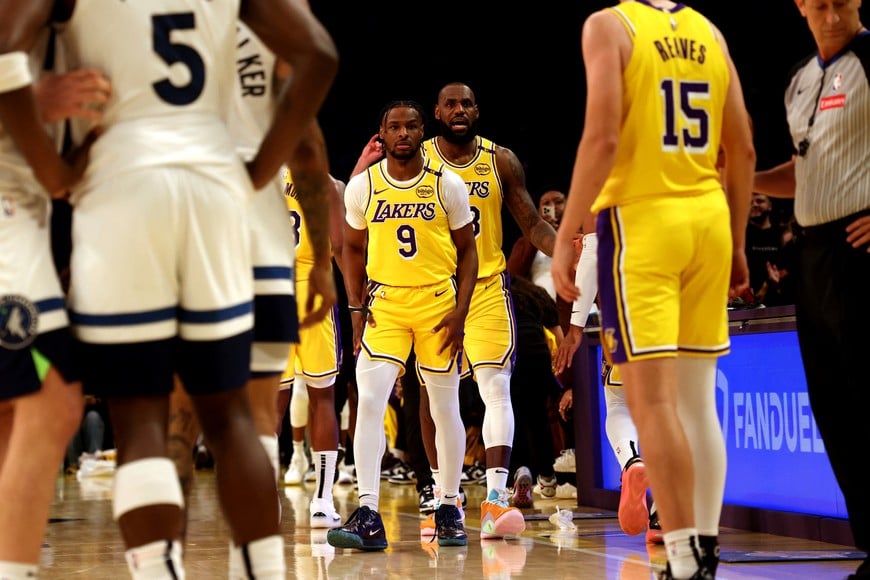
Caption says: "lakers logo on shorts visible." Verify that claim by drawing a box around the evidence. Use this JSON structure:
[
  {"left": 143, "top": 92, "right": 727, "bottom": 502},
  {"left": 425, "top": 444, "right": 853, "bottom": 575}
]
[
  {"left": 0, "top": 295, "right": 38, "bottom": 350},
  {"left": 603, "top": 328, "right": 619, "bottom": 355}
]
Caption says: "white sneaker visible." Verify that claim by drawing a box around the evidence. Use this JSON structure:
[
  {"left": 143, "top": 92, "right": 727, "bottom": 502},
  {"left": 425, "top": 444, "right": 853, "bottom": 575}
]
[
  {"left": 535, "top": 475, "right": 558, "bottom": 498},
  {"left": 553, "top": 449, "right": 576, "bottom": 473},
  {"left": 284, "top": 451, "right": 310, "bottom": 486},
  {"left": 336, "top": 462, "right": 354, "bottom": 485},
  {"left": 309, "top": 498, "right": 342, "bottom": 529}
]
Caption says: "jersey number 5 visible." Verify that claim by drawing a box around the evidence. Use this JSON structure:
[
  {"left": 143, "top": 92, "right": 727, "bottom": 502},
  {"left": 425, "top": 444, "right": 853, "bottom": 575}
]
[
  {"left": 152, "top": 13, "right": 206, "bottom": 106},
  {"left": 660, "top": 79, "right": 710, "bottom": 152}
]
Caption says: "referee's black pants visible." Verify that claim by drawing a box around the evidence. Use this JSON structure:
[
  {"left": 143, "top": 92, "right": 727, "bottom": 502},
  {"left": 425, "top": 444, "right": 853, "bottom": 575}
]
[{"left": 794, "top": 211, "right": 870, "bottom": 553}]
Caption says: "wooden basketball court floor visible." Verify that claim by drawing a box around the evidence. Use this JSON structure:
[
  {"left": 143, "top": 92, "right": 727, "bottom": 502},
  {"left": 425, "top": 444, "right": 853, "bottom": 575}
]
[{"left": 41, "top": 469, "right": 863, "bottom": 579}]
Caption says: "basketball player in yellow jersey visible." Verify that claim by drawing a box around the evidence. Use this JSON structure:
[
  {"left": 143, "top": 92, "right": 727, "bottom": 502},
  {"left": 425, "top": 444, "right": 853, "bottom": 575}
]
[
  {"left": 551, "top": 2, "right": 754, "bottom": 578},
  {"left": 279, "top": 169, "right": 346, "bottom": 528},
  {"left": 328, "top": 100, "right": 478, "bottom": 551},
  {"left": 416, "top": 82, "right": 557, "bottom": 538}
]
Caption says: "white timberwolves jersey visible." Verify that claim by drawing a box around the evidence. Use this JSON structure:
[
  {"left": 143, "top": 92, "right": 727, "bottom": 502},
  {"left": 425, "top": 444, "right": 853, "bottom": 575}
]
[
  {"left": 58, "top": 0, "right": 248, "bottom": 199},
  {"left": 229, "top": 21, "right": 278, "bottom": 164},
  {"left": 228, "top": 21, "right": 296, "bottom": 285}
]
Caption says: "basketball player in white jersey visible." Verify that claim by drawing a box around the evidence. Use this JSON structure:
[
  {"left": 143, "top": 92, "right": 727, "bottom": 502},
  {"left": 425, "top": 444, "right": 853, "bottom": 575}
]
[
  {"left": 0, "top": 30, "right": 109, "bottom": 578},
  {"left": 166, "top": 18, "right": 339, "bottom": 545},
  {"left": 0, "top": 2, "right": 337, "bottom": 579}
]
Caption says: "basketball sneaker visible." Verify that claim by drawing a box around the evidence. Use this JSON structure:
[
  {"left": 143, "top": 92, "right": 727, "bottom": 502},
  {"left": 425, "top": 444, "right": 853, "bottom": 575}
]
[
  {"left": 434, "top": 503, "right": 467, "bottom": 547},
  {"left": 480, "top": 489, "right": 526, "bottom": 539},
  {"left": 421, "top": 496, "right": 464, "bottom": 538},
  {"left": 510, "top": 466, "right": 534, "bottom": 508},
  {"left": 310, "top": 498, "right": 342, "bottom": 529},
  {"left": 284, "top": 450, "right": 310, "bottom": 486},
  {"left": 618, "top": 458, "right": 649, "bottom": 536},
  {"left": 535, "top": 474, "right": 558, "bottom": 498},
  {"left": 326, "top": 506, "right": 388, "bottom": 551},
  {"left": 646, "top": 510, "right": 664, "bottom": 544}
]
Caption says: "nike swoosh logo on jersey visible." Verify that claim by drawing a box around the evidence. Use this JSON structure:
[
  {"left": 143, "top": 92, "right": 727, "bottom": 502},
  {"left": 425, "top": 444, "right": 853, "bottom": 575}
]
[
  {"left": 373, "top": 188, "right": 388, "bottom": 195},
  {"left": 435, "top": 289, "right": 449, "bottom": 297}
]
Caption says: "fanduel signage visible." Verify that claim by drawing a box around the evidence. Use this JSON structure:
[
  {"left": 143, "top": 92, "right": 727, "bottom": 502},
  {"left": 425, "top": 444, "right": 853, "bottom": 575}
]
[{"left": 595, "top": 331, "right": 846, "bottom": 518}]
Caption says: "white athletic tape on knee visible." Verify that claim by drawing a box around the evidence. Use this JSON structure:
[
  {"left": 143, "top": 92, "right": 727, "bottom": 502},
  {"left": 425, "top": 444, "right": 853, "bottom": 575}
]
[
  {"left": 113, "top": 458, "right": 184, "bottom": 521},
  {"left": 0, "top": 52, "right": 33, "bottom": 94}
]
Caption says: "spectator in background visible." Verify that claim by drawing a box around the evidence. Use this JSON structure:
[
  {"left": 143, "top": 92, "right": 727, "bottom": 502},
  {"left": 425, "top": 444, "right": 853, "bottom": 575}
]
[
  {"left": 507, "top": 189, "right": 566, "bottom": 302},
  {"left": 745, "top": 193, "right": 785, "bottom": 303}
]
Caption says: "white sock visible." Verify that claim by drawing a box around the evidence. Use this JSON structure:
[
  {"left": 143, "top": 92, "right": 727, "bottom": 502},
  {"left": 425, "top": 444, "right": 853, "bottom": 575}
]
[
  {"left": 486, "top": 466, "right": 509, "bottom": 495},
  {"left": 312, "top": 450, "right": 338, "bottom": 501},
  {"left": 124, "top": 540, "right": 185, "bottom": 580},
  {"left": 238, "top": 535, "right": 285, "bottom": 580},
  {"left": 665, "top": 528, "right": 701, "bottom": 579},
  {"left": 228, "top": 541, "right": 242, "bottom": 579},
  {"left": 0, "top": 561, "right": 38, "bottom": 579}
]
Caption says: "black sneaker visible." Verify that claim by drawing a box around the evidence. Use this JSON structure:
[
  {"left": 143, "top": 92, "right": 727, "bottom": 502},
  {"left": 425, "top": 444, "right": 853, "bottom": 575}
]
[
  {"left": 434, "top": 503, "right": 467, "bottom": 547},
  {"left": 658, "top": 563, "right": 713, "bottom": 580},
  {"left": 326, "top": 506, "right": 388, "bottom": 551},
  {"left": 698, "top": 535, "right": 719, "bottom": 577},
  {"left": 419, "top": 484, "right": 437, "bottom": 514},
  {"left": 387, "top": 468, "right": 417, "bottom": 485},
  {"left": 458, "top": 485, "right": 467, "bottom": 507},
  {"left": 645, "top": 510, "right": 664, "bottom": 544}
]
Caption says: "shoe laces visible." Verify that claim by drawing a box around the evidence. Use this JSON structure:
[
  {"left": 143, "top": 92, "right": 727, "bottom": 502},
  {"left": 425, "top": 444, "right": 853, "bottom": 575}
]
[{"left": 486, "top": 489, "right": 510, "bottom": 507}]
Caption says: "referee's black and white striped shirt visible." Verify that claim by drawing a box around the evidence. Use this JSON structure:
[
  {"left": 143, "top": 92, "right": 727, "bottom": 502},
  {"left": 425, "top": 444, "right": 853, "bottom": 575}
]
[{"left": 786, "top": 31, "right": 870, "bottom": 227}]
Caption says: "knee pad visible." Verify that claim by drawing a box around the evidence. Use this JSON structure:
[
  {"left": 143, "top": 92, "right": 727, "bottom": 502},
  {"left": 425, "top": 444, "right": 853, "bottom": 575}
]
[
  {"left": 113, "top": 458, "right": 184, "bottom": 521},
  {"left": 475, "top": 368, "right": 514, "bottom": 447},
  {"left": 289, "top": 376, "right": 309, "bottom": 428},
  {"left": 475, "top": 368, "right": 511, "bottom": 408}
]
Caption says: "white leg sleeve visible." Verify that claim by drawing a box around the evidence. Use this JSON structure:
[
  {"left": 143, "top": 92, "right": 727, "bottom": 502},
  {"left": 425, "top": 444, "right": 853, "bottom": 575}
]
[
  {"left": 677, "top": 357, "right": 726, "bottom": 536},
  {"left": 475, "top": 367, "right": 514, "bottom": 448}
]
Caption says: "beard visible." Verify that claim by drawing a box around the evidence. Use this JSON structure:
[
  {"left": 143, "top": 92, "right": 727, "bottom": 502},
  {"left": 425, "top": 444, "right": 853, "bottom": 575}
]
[{"left": 437, "top": 118, "right": 478, "bottom": 145}]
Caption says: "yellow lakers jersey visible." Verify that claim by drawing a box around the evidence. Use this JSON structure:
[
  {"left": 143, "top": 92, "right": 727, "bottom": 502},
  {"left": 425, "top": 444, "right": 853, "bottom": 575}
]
[
  {"left": 363, "top": 158, "right": 457, "bottom": 286},
  {"left": 284, "top": 169, "right": 316, "bottom": 281},
  {"left": 592, "top": 2, "right": 728, "bottom": 211},
  {"left": 422, "top": 137, "right": 505, "bottom": 278}
]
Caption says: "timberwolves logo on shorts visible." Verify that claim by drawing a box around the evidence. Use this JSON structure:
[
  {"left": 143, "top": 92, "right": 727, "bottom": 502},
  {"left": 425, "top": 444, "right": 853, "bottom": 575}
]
[{"left": 0, "top": 295, "right": 38, "bottom": 350}]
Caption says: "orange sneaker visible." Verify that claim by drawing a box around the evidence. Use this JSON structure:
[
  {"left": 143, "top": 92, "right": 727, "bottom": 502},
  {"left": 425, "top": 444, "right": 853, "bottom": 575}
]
[
  {"left": 618, "top": 459, "right": 649, "bottom": 536},
  {"left": 480, "top": 490, "right": 526, "bottom": 539},
  {"left": 420, "top": 512, "right": 436, "bottom": 538}
]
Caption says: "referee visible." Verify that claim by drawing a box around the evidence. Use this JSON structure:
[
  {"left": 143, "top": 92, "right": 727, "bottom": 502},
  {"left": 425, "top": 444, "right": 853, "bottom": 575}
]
[{"left": 754, "top": 4, "right": 869, "bottom": 579}]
